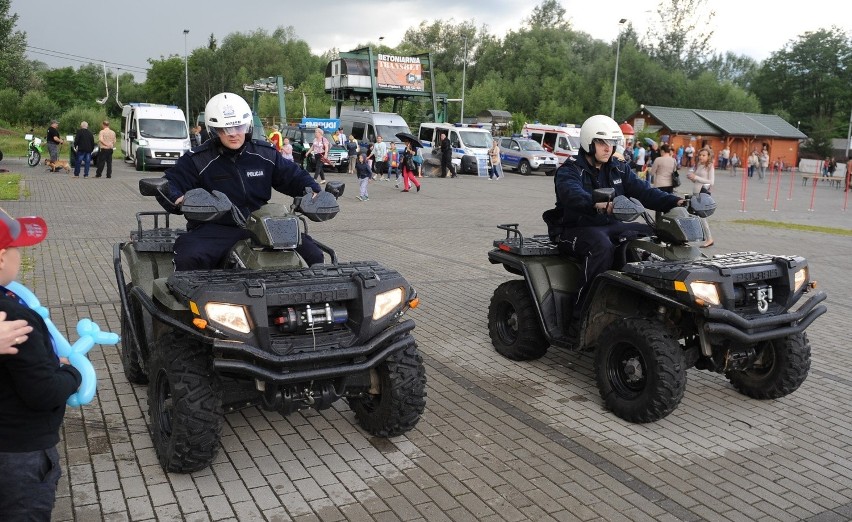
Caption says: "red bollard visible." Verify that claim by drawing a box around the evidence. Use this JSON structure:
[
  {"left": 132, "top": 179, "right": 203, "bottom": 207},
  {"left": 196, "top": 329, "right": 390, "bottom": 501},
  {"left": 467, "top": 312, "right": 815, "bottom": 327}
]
[
  {"left": 808, "top": 176, "right": 818, "bottom": 212},
  {"left": 845, "top": 172, "right": 851, "bottom": 211},
  {"left": 787, "top": 169, "right": 795, "bottom": 200},
  {"left": 740, "top": 167, "right": 749, "bottom": 212},
  {"left": 772, "top": 166, "right": 782, "bottom": 211}
]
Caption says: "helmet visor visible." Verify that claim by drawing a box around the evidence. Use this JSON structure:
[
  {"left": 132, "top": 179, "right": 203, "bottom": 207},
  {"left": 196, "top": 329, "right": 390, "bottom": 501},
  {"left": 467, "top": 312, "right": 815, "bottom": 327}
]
[
  {"left": 593, "top": 138, "right": 619, "bottom": 148},
  {"left": 215, "top": 124, "right": 250, "bottom": 136}
]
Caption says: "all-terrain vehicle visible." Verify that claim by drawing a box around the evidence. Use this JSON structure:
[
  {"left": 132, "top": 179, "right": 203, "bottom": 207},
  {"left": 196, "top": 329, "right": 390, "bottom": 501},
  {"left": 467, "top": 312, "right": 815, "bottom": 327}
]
[
  {"left": 487, "top": 189, "right": 826, "bottom": 423},
  {"left": 114, "top": 179, "right": 426, "bottom": 472}
]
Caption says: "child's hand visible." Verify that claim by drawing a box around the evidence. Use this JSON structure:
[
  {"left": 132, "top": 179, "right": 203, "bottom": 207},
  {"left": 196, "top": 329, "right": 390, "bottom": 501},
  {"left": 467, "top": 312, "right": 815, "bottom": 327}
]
[{"left": 59, "top": 357, "right": 71, "bottom": 365}]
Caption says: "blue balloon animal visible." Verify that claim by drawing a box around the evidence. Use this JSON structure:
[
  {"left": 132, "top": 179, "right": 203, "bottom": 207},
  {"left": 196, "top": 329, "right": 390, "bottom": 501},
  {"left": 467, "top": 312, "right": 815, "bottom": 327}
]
[{"left": 7, "top": 281, "right": 119, "bottom": 407}]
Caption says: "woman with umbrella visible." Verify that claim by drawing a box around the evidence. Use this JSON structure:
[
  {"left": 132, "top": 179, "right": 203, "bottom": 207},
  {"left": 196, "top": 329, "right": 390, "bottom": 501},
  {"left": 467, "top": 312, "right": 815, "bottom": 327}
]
[{"left": 396, "top": 132, "right": 422, "bottom": 192}]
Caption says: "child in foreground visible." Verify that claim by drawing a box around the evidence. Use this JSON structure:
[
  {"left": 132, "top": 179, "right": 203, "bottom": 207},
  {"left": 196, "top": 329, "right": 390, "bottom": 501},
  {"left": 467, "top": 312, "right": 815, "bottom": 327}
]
[{"left": 0, "top": 208, "right": 81, "bottom": 521}]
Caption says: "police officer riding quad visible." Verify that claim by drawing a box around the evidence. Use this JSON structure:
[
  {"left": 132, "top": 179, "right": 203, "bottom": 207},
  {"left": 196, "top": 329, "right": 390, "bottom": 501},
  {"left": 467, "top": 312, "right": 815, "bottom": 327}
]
[
  {"left": 487, "top": 189, "right": 826, "bottom": 423},
  {"left": 115, "top": 179, "right": 426, "bottom": 472}
]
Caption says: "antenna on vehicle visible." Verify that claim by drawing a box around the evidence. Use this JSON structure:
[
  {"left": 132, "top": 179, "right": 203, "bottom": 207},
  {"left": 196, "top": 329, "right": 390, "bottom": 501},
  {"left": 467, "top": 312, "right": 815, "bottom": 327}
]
[
  {"left": 96, "top": 63, "right": 109, "bottom": 105},
  {"left": 114, "top": 68, "right": 124, "bottom": 109}
]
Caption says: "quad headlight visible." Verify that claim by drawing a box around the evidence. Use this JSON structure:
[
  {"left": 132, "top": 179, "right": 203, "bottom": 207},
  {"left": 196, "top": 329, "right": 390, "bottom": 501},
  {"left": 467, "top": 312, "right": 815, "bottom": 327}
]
[
  {"left": 794, "top": 267, "right": 808, "bottom": 293},
  {"left": 689, "top": 281, "right": 721, "bottom": 306},
  {"left": 205, "top": 302, "right": 251, "bottom": 333},
  {"left": 373, "top": 287, "right": 404, "bottom": 320}
]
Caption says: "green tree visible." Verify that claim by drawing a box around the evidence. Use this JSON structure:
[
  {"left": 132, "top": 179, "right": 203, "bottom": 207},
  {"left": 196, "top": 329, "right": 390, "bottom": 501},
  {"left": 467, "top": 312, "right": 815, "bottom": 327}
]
[
  {"left": 643, "top": 0, "right": 715, "bottom": 77},
  {"left": 399, "top": 18, "right": 483, "bottom": 119},
  {"left": 187, "top": 27, "right": 324, "bottom": 121},
  {"left": 145, "top": 56, "right": 184, "bottom": 105},
  {"left": 19, "top": 91, "right": 60, "bottom": 127},
  {"left": 41, "top": 64, "right": 105, "bottom": 112},
  {"left": 463, "top": 74, "right": 507, "bottom": 118},
  {"left": 524, "top": 0, "right": 570, "bottom": 30},
  {"left": 116, "top": 71, "right": 145, "bottom": 111},
  {"left": 0, "top": 0, "right": 32, "bottom": 93},
  {"left": 0, "top": 87, "right": 20, "bottom": 124},
  {"left": 752, "top": 27, "right": 852, "bottom": 136},
  {"left": 705, "top": 51, "right": 760, "bottom": 88}
]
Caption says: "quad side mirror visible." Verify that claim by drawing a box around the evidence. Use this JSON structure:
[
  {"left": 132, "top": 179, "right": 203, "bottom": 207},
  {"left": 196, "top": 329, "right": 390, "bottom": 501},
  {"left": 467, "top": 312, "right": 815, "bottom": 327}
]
[{"left": 139, "top": 178, "right": 169, "bottom": 196}]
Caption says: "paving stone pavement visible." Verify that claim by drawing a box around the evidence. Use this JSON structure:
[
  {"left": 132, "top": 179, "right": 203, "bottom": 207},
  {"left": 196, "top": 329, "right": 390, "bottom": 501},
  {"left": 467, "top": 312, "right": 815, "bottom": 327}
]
[{"left": 3, "top": 156, "right": 851, "bottom": 521}]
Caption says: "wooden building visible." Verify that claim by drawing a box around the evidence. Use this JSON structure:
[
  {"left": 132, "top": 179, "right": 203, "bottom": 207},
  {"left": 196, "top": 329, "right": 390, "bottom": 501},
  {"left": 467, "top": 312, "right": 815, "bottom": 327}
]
[{"left": 623, "top": 105, "right": 807, "bottom": 168}]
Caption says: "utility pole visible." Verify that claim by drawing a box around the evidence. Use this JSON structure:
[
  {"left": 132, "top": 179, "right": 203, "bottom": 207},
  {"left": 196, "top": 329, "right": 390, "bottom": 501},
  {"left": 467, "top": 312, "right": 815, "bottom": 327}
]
[
  {"left": 183, "top": 30, "right": 190, "bottom": 125},
  {"left": 610, "top": 19, "right": 627, "bottom": 119},
  {"left": 460, "top": 35, "right": 468, "bottom": 124}
]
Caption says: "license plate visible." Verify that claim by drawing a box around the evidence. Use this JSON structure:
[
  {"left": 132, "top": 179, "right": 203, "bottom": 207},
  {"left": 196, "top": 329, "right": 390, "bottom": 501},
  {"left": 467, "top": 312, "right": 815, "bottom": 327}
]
[{"left": 161, "top": 160, "right": 176, "bottom": 165}]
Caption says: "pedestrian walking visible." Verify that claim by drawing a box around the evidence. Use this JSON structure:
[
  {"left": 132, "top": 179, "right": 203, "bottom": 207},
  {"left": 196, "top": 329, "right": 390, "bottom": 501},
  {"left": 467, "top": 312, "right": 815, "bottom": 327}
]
[{"left": 355, "top": 154, "right": 371, "bottom": 201}]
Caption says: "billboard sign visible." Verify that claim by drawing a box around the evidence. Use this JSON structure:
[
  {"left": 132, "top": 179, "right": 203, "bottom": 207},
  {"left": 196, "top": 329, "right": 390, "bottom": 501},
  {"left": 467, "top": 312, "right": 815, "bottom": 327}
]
[
  {"left": 301, "top": 118, "right": 340, "bottom": 131},
  {"left": 376, "top": 54, "right": 424, "bottom": 92}
]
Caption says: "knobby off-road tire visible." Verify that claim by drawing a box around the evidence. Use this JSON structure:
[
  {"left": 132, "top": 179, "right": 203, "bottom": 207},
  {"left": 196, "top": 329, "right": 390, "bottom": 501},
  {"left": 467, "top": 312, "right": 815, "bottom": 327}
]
[
  {"left": 349, "top": 341, "right": 426, "bottom": 437},
  {"left": 120, "top": 284, "right": 147, "bottom": 385},
  {"left": 595, "top": 317, "right": 686, "bottom": 423},
  {"left": 148, "top": 333, "right": 223, "bottom": 473},
  {"left": 28, "top": 150, "right": 41, "bottom": 167},
  {"left": 488, "top": 280, "right": 549, "bottom": 361},
  {"left": 726, "top": 333, "right": 810, "bottom": 400}
]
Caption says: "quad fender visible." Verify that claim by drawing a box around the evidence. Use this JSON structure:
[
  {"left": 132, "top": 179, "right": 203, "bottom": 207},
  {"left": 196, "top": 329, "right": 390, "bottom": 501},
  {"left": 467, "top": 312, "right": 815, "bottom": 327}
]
[
  {"left": 581, "top": 271, "right": 691, "bottom": 348},
  {"left": 488, "top": 249, "right": 580, "bottom": 348}
]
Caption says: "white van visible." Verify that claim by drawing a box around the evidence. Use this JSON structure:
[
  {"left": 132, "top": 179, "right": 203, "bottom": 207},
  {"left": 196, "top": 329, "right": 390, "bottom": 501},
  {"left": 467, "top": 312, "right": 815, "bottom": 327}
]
[
  {"left": 418, "top": 123, "right": 493, "bottom": 175},
  {"left": 522, "top": 123, "right": 581, "bottom": 162},
  {"left": 121, "top": 103, "right": 191, "bottom": 171},
  {"left": 338, "top": 109, "right": 411, "bottom": 153}
]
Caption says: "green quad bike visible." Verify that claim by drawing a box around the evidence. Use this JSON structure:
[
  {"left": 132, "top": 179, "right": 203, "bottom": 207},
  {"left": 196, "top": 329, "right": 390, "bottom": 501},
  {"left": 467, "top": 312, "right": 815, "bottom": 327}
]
[
  {"left": 488, "top": 189, "right": 827, "bottom": 423},
  {"left": 115, "top": 179, "right": 426, "bottom": 472}
]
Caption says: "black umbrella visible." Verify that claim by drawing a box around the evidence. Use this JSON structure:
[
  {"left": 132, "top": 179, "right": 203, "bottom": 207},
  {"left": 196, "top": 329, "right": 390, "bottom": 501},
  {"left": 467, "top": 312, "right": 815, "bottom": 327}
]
[{"left": 395, "top": 131, "right": 423, "bottom": 149}]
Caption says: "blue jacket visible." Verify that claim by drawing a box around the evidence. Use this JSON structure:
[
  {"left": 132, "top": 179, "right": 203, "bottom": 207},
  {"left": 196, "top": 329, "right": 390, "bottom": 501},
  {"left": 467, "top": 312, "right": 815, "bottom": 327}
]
[
  {"left": 544, "top": 152, "right": 681, "bottom": 235},
  {"left": 355, "top": 160, "right": 372, "bottom": 179},
  {"left": 162, "top": 139, "right": 321, "bottom": 227}
]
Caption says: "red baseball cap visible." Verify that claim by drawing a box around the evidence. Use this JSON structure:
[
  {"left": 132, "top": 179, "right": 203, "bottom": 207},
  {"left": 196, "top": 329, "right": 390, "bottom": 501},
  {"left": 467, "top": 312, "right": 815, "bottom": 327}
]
[{"left": 0, "top": 208, "right": 48, "bottom": 249}]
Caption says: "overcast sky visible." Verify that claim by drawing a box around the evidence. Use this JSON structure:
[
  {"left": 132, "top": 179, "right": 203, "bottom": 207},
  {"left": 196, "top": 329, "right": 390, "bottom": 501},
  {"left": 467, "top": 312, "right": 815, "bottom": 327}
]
[{"left": 11, "top": 0, "right": 849, "bottom": 82}]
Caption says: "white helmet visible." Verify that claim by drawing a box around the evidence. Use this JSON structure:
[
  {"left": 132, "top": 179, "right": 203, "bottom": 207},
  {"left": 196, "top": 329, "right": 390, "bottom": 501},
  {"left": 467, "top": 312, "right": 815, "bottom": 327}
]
[
  {"left": 204, "top": 92, "right": 253, "bottom": 137},
  {"left": 579, "top": 115, "right": 624, "bottom": 155}
]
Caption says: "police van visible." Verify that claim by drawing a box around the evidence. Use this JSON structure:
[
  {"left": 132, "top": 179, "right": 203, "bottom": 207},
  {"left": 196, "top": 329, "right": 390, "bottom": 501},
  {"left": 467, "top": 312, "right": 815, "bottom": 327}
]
[
  {"left": 522, "top": 123, "right": 581, "bottom": 162},
  {"left": 417, "top": 123, "right": 493, "bottom": 175},
  {"left": 121, "top": 103, "right": 191, "bottom": 171}
]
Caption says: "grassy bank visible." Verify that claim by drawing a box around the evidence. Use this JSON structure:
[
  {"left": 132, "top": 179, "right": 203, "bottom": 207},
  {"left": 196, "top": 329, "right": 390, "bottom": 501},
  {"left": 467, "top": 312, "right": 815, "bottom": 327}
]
[
  {"left": 732, "top": 219, "right": 852, "bottom": 236},
  {"left": 0, "top": 173, "right": 22, "bottom": 200}
]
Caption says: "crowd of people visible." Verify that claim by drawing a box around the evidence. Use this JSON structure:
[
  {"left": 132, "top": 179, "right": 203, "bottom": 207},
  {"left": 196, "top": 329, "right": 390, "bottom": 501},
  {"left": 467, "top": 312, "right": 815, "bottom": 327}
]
[
  {"left": 41, "top": 119, "right": 116, "bottom": 179},
  {"left": 264, "top": 125, "right": 433, "bottom": 200}
]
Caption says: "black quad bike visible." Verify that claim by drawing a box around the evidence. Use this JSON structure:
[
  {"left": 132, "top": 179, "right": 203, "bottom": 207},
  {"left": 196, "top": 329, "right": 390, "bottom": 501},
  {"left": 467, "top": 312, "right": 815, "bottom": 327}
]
[
  {"left": 488, "top": 189, "right": 826, "bottom": 423},
  {"left": 115, "top": 179, "right": 426, "bottom": 472}
]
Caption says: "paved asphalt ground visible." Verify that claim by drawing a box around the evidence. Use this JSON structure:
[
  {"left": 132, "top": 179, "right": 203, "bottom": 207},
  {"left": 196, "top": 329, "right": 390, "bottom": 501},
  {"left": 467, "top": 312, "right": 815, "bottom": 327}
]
[{"left": 2, "top": 154, "right": 851, "bottom": 522}]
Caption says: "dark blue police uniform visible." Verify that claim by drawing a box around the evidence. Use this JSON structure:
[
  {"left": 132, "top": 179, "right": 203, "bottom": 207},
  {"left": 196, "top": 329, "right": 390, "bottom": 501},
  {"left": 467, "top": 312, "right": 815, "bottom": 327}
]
[
  {"left": 162, "top": 139, "right": 323, "bottom": 270},
  {"left": 544, "top": 152, "right": 682, "bottom": 317}
]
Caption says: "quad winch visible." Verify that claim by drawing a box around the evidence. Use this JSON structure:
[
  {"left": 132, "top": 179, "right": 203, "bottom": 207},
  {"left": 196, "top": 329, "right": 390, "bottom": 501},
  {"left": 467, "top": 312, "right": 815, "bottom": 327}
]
[{"left": 116, "top": 179, "right": 426, "bottom": 472}]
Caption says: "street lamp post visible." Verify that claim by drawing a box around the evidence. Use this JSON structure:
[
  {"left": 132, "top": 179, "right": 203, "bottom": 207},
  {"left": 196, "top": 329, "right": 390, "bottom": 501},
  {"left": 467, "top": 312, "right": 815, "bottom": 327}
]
[
  {"left": 460, "top": 35, "right": 468, "bottom": 124},
  {"left": 183, "top": 29, "right": 190, "bottom": 126},
  {"left": 610, "top": 18, "right": 627, "bottom": 120}
]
